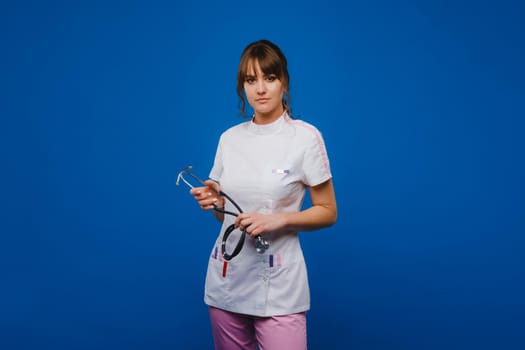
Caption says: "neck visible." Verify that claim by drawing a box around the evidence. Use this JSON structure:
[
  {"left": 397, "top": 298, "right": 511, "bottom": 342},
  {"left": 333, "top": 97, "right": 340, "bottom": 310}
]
[{"left": 253, "top": 107, "right": 285, "bottom": 125}]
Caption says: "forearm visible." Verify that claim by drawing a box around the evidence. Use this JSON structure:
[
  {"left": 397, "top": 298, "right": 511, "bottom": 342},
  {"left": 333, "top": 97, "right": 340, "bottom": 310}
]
[
  {"left": 281, "top": 179, "right": 338, "bottom": 232},
  {"left": 235, "top": 180, "right": 337, "bottom": 237},
  {"left": 280, "top": 203, "right": 337, "bottom": 232},
  {"left": 213, "top": 210, "right": 224, "bottom": 223}
]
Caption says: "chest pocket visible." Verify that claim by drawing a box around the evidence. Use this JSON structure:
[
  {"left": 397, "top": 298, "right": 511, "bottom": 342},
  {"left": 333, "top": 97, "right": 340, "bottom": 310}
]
[{"left": 264, "top": 164, "right": 304, "bottom": 204}]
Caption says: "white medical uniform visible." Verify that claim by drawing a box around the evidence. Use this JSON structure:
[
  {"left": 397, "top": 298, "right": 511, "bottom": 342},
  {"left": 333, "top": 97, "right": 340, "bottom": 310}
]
[{"left": 205, "top": 112, "right": 332, "bottom": 317}]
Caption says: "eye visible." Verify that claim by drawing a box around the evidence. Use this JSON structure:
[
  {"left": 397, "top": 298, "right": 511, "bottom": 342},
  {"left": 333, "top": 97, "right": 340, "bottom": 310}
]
[
  {"left": 245, "top": 77, "right": 256, "bottom": 84},
  {"left": 266, "top": 75, "right": 278, "bottom": 82}
]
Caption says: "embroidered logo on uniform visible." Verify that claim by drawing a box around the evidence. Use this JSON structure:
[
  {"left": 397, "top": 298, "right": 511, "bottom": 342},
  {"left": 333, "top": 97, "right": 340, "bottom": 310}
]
[
  {"left": 269, "top": 254, "right": 282, "bottom": 267},
  {"left": 272, "top": 169, "right": 289, "bottom": 174}
]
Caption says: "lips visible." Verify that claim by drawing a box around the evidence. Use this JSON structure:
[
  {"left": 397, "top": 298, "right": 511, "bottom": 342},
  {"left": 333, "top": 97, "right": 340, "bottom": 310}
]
[{"left": 256, "top": 98, "right": 269, "bottom": 103}]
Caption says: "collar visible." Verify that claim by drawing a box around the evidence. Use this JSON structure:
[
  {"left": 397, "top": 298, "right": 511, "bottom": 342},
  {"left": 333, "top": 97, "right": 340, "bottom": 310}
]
[{"left": 247, "top": 112, "right": 288, "bottom": 135}]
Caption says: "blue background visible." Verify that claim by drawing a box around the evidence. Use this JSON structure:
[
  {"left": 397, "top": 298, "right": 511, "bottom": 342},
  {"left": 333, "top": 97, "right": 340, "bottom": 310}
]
[{"left": 2, "top": 0, "right": 524, "bottom": 349}]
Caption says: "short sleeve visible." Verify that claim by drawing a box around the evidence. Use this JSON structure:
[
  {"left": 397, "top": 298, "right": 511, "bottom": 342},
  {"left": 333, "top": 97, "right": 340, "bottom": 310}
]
[
  {"left": 302, "top": 129, "right": 332, "bottom": 187},
  {"left": 209, "top": 138, "right": 223, "bottom": 182}
]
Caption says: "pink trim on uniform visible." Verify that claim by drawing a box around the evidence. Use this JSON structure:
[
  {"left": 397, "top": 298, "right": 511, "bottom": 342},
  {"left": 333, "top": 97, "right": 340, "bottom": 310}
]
[
  {"left": 284, "top": 115, "right": 331, "bottom": 179},
  {"left": 209, "top": 306, "right": 307, "bottom": 350}
]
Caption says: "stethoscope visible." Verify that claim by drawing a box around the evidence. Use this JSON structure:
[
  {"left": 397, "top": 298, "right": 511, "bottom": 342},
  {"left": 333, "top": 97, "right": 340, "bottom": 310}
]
[{"left": 176, "top": 165, "right": 270, "bottom": 261}]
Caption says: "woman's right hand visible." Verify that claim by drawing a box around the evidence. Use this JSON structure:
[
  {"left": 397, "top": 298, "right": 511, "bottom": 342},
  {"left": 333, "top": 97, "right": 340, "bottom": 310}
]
[{"left": 189, "top": 180, "right": 225, "bottom": 211}]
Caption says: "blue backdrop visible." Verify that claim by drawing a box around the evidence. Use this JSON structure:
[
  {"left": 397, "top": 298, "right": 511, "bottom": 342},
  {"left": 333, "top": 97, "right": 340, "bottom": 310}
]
[{"left": 2, "top": 0, "right": 524, "bottom": 349}]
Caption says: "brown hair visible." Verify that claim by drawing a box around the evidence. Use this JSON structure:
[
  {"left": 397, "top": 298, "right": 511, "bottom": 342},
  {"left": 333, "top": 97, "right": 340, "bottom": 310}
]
[{"left": 236, "top": 39, "right": 291, "bottom": 117}]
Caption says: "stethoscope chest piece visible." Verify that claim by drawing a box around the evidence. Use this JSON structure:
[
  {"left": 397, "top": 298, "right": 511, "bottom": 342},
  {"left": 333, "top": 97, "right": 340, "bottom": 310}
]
[{"left": 255, "top": 237, "right": 270, "bottom": 254}]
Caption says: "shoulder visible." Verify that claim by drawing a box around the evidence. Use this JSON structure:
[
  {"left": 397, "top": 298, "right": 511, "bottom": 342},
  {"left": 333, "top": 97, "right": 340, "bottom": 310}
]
[
  {"left": 219, "top": 119, "right": 251, "bottom": 141},
  {"left": 283, "top": 115, "right": 325, "bottom": 142}
]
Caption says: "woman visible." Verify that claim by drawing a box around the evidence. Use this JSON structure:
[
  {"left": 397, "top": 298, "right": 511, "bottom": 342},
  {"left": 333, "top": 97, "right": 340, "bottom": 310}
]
[{"left": 190, "top": 39, "right": 337, "bottom": 350}]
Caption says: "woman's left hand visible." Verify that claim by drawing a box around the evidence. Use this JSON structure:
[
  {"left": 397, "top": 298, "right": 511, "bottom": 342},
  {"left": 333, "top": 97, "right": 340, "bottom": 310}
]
[{"left": 235, "top": 212, "right": 287, "bottom": 238}]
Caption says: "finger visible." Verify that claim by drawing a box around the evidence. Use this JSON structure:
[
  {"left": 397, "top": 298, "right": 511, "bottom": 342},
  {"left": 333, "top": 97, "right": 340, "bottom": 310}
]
[
  {"left": 189, "top": 188, "right": 201, "bottom": 195},
  {"left": 239, "top": 216, "right": 251, "bottom": 228},
  {"left": 190, "top": 186, "right": 208, "bottom": 197},
  {"left": 236, "top": 216, "right": 247, "bottom": 230},
  {"left": 246, "top": 224, "right": 255, "bottom": 235},
  {"left": 199, "top": 198, "right": 217, "bottom": 208},
  {"left": 194, "top": 190, "right": 214, "bottom": 200},
  {"left": 200, "top": 203, "right": 215, "bottom": 210},
  {"left": 234, "top": 215, "right": 244, "bottom": 227},
  {"left": 248, "top": 225, "right": 260, "bottom": 237}
]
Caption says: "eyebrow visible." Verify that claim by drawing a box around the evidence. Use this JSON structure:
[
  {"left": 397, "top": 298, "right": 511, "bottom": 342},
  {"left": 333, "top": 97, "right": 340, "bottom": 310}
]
[{"left": 245, "top": 73, "right": 276, "bottom": 79}]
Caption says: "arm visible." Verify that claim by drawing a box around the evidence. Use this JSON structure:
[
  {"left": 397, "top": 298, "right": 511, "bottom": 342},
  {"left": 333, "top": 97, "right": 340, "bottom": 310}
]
[
  {"left": 283, "top": 178, "right": 337, "bottom": 231},
  {"left": 235, "top": 178, "right": 337, "bottom": 237}
]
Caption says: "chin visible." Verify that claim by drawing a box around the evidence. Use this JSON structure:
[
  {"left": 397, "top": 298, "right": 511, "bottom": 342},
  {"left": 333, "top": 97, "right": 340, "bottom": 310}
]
[
  {"left": 256, "top": 106, "right": 279, "bottom": 115},
  {"left": 255, "top": 108, "right": 271, "bottom": 114}
]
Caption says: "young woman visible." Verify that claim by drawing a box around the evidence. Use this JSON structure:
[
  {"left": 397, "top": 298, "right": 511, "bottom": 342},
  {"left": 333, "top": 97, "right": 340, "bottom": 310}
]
[{"left": 189, "top": 39, "right": 337, "bottom": 350}]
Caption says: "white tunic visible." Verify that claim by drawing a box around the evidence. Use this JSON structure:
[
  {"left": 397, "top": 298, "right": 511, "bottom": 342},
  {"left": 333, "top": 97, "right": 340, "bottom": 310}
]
[{"left": 205, "top": 112, "right": 332, "bottom": 317}]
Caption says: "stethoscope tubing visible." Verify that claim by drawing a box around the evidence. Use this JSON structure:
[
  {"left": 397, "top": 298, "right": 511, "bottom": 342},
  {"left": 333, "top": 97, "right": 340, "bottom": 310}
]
[{"left": 177, "top": 166, "right": 268, "bottom": 260}]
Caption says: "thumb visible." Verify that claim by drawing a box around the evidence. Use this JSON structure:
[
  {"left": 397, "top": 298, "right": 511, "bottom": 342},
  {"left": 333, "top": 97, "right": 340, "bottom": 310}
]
[{"left": 204, "top": 179, "right": 220, "bottom": 193}]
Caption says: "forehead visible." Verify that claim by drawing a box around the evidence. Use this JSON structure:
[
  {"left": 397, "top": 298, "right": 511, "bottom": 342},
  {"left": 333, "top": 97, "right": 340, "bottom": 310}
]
[{"left": 245, "top": 59, "right": 263, "bottom": 76}]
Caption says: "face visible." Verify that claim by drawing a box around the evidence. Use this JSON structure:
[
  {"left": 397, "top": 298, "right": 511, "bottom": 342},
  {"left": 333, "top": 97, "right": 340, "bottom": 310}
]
[{"left": 244, "top": 60, "right": 284, "bottom": 123}]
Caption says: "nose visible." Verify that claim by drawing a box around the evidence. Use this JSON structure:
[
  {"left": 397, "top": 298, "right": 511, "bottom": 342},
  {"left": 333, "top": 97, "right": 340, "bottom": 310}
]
[{"left": 256, "top": 80, "right": 266, "bottom": 94}]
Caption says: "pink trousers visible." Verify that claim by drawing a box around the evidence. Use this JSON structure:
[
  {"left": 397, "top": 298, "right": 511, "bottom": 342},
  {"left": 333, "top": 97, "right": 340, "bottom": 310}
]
[{"left": 208, "top": 306, "right": 307, "bottom": 350}]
